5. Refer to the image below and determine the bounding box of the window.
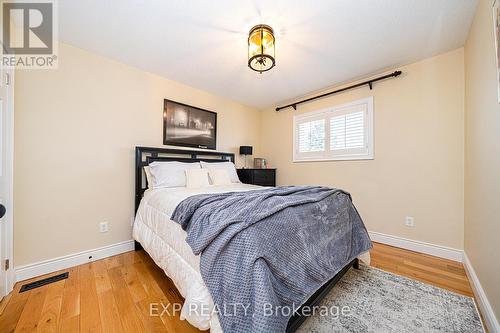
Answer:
[293,97,373,161]
[298,119,325,153]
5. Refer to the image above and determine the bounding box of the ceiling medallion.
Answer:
[248,24,275,73]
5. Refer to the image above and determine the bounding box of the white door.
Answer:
[0,43,15,298]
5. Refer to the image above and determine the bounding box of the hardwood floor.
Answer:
[0,242,476,333]
[370,242,473,297]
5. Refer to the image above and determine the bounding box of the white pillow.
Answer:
[144,166,153,188]
[200,161,240,183]
[185,169,210,188]
[208,169,232,186]
[149,161,201,188]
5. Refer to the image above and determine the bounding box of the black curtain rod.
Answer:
[275,70,402,112]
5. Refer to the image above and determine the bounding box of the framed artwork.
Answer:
[493,0,500,102]
[163,99,217,149]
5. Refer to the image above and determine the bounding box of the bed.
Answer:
[132,146,370,332]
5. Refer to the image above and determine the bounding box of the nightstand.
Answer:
[237,169,276,187]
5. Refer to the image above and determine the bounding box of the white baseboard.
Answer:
[368,231,464,262]
[15,240,135,282]
[463,253,500,333]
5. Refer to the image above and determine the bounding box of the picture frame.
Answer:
[163,99,217,150]
[493,0,500,103]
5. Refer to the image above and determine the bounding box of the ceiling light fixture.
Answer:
[248,24,275,73]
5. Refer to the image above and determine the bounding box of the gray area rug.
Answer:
[297,265,484,333]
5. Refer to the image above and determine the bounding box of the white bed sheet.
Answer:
[132,183,370,332]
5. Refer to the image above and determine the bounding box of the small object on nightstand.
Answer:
[237,168,276,187]
[239,146,253,169]
[254,158,267,169]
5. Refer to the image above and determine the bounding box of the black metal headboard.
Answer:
[135,146,235,213]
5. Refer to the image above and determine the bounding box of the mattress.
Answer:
[133,183,370,332]
[133,183,262,331]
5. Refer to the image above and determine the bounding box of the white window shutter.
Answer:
[330,110,365,151]
[298,119,325,153]
[330,115,346,150]
[293,97,373,161]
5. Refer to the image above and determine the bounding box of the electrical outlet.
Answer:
[405,216,415,227]
[99,221,109,233]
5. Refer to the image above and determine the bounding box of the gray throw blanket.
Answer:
[171,186,372,333]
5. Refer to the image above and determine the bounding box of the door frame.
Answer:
[0,0,15,297]
[1,67,15,297]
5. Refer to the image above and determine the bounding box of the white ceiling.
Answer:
[59,0,478,109]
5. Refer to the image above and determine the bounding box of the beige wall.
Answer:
[14,42,261,266]
[464,0,500,322]
[261,49,465,249]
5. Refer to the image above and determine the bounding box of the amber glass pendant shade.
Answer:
[248,24,275,73]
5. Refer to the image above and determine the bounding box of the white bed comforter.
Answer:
[133,183,262,331]
[133,183,371,331]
